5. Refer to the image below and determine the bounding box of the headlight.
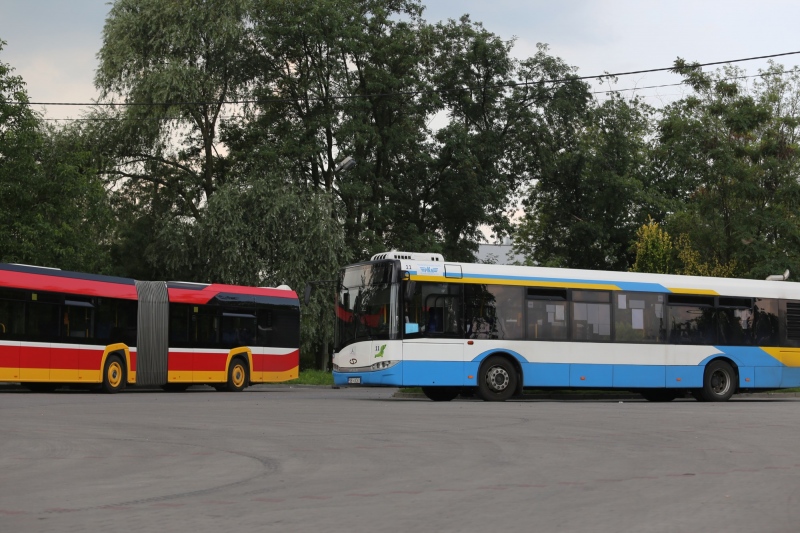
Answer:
[371,360,399,371]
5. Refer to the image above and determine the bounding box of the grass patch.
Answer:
[285,369,334,386]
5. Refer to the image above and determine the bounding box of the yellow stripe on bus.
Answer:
[762,348,800,367]
[261,368,299,383]
[666,287,719,295]
[409,275,621,291]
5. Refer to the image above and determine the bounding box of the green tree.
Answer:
[198,177,348,369]
[653,61,800,279]
[0,42,112,271]
[93,0,252,278]
[630,218,674,274]
[514,92,654,270]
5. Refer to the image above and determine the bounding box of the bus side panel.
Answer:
[78,345,104,382]
[19,343,50,381]
[570,364,613,387]
[612,365,666,388]
[738,366,755,389]
[167,349,194,382]
[191,350,227,383]
[50,345,81,382]
[522,363,570,387]
[754,367,782,388]
[0,341,20,381]
[780,367,800,388]
[257,348,300,383]
[403,360,464,386]
[665,366,703,388]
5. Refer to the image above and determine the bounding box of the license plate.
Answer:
[348,377,361,384]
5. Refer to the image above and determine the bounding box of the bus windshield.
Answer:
[335,262,398,350]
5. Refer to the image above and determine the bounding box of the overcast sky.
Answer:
[2,1,800,120]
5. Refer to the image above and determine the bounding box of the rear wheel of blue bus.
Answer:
[699,360,736,402]
[477,356,518,402]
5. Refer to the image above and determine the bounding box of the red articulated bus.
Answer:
[0,263,300,393]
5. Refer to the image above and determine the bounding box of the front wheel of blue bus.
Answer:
[477,356,518,402]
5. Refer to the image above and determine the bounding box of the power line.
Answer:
[22,50,800,110]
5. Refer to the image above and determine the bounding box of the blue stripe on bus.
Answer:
[459,273,670,293]
[334,347,800,389]
[407,269,670,293]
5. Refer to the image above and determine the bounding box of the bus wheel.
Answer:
[640,389,679,402]
[700,360,736,402]
[690,390,705,402]
[101,354,126,394]
[225,358,249,392]
[24,382,58,393]
[421,386,460,402]
[477,356,518,402]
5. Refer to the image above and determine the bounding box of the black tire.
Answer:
[421,386,460,402]
[699,360,736,402]
[690,390,706,402]
[162,383,190,392]
[640,389,679,402]
[225,357,249,392]
[476,356,518,402]
[24,382,58,393]
[101,354,126,394]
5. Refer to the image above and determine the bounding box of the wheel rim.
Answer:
[485,365,510,392]
[710,368,731,396]
[107,361,122,388]
[231,364,245,388]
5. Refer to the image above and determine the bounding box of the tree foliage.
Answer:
[630,218,673,274]
[654,61,800,279]
[0,42,112,271]
[514,92,654,270]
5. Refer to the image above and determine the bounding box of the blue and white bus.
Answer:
[331,251,800,401]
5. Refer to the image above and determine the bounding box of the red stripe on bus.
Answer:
[168,285,298,305]
[0,345,20,367]
[0,271,138,299]
[256,350,299,372]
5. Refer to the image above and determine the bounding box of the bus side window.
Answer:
[26,301,60,339]
[667,295,715,345]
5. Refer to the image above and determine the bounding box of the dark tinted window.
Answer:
[0,298,24,337]
[62,299,94,339]
[465,285,523,340]
[753,299,779,345]
[257,303,300,348]
[668,304,715,345]
[571,291,611,341]
[95,298,137,345]
[221,310,257,348]
[614,293,665,343]
[405,282,463,338]
[25,301,60,339]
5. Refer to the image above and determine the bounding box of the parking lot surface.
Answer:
[2,386,800,532]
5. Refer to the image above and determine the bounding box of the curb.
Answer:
[392,391,800,400]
